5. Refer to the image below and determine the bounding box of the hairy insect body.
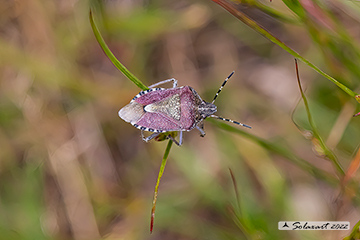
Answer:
[198,102,217,119]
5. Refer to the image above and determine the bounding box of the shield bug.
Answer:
[118,72,251,146]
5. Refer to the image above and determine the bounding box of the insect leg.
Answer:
[179,131,183,145]
[148,78,178,89]
[167,134,181,146]
[141,130,161,142]
[196,122,206,137]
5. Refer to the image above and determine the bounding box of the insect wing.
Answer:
[133,88,178,105]
[135,112,181,131]
[135,88,183,131]
[136,87,199,131]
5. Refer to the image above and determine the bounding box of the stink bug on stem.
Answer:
[118,72,251,146]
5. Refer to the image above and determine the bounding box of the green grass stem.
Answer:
[89,10,148,90]
[208,118,338,185]
[150,140,173,233]
[211,0,358,99]
[294,59,345,176]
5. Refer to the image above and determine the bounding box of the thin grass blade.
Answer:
[208,118,338,185]
[229,168,241,213]
[343,220,360,240]
[89,9,148,91]
[228,168,255,239]
[294,59,345,176]
[211,0,358,99]
[150,140,173,233]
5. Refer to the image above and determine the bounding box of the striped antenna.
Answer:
[210,115,252,129]
[212,71,234,104]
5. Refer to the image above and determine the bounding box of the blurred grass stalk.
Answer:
[294,59,345,176]
[89,9,148,91]
[211,0,359,101]
[208,118,338,185]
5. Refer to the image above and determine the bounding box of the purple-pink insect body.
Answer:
[118,72,251,145]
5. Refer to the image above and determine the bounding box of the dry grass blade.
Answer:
[343,147,360,184]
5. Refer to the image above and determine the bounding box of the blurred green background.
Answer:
[1,0,360,239]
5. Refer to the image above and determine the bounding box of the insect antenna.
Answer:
[210,115,252,129]
[211,71,234,104]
